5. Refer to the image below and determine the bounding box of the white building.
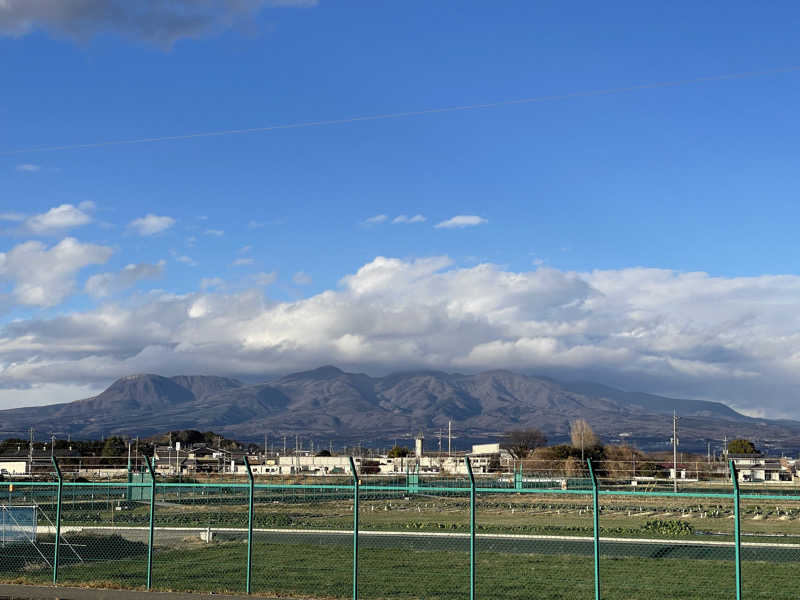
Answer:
[0,458,28,475]
[730,454,791,482]
[226,441,514,477]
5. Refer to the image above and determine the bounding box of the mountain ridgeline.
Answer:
[2,367,799,452]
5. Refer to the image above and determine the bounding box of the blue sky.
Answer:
[2,1,800,417]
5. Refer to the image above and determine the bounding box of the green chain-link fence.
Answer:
[2,457,800,598]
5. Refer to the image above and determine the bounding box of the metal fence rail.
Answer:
[3,458,800,598]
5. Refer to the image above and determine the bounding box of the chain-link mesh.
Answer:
[739,495,800,600]
[597,494,735,598]
[476,489,595,600]
[593,459,737,600]
[4,461,800,598]
[55,480,148,589]
[360,471,469,600]
[150,480,249,593]
[1,481,57,582]
[251,473,355,598]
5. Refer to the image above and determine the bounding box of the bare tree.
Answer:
[502,428,548,458]
[569,419,598,461]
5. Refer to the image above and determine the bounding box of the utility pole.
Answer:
[283,435,287,455]
[50,434,55,459]
[673,410,679,493]
[28,427,34,475]
[448,421,452,457]
[581,426,585,463]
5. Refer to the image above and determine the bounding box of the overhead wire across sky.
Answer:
[3,64,800,155]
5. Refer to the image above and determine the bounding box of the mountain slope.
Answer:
[169,375,243,401]
[562,381,747,420]
[1,367,796,452]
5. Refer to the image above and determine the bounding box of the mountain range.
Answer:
[3,366,800,452]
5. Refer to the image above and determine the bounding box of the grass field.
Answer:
[5,484,800,598]
[1,537,792,600]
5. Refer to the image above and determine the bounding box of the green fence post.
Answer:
[348,456,359,600]
[465,456,476,600]
[587,458,601,600]
[144,455,157,590]
[729,459,742,600]
[244,456,255,595]
[51,457,63,584]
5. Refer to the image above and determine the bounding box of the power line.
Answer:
[3,64,799,156]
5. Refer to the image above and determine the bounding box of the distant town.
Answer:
[1,422,795,485]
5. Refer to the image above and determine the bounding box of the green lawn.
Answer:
[5,489,800,599]
[0,537,792,600]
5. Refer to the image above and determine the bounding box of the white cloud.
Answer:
[233,258,254,266]
[0,212,26,222]
[239,245,253,253]
[85,261,165,298]
[363,214,388,225]
[204,229,224,236]
[201,277,225,290]
[435,215,488,229]
[252,271,277,286]
[0,0,319,46]
[393,214,426,224]
[0,382,103,410]
[292,271,312,285]
[26,204,92,233]
[0,237,112,306]
[248,218,286,228]
[129,214,175,236]
[16,164,40,172]
[176,255,198,267]
[7,257,800,416]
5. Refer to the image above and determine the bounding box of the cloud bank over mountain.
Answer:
[2,254,800,415]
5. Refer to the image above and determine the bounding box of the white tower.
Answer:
[415,431,424,458]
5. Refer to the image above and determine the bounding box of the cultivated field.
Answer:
[3,480,800,598]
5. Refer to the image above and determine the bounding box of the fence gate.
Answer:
[1,504,37,545]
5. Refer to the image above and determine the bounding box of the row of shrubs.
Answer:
[399,518,696,537]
